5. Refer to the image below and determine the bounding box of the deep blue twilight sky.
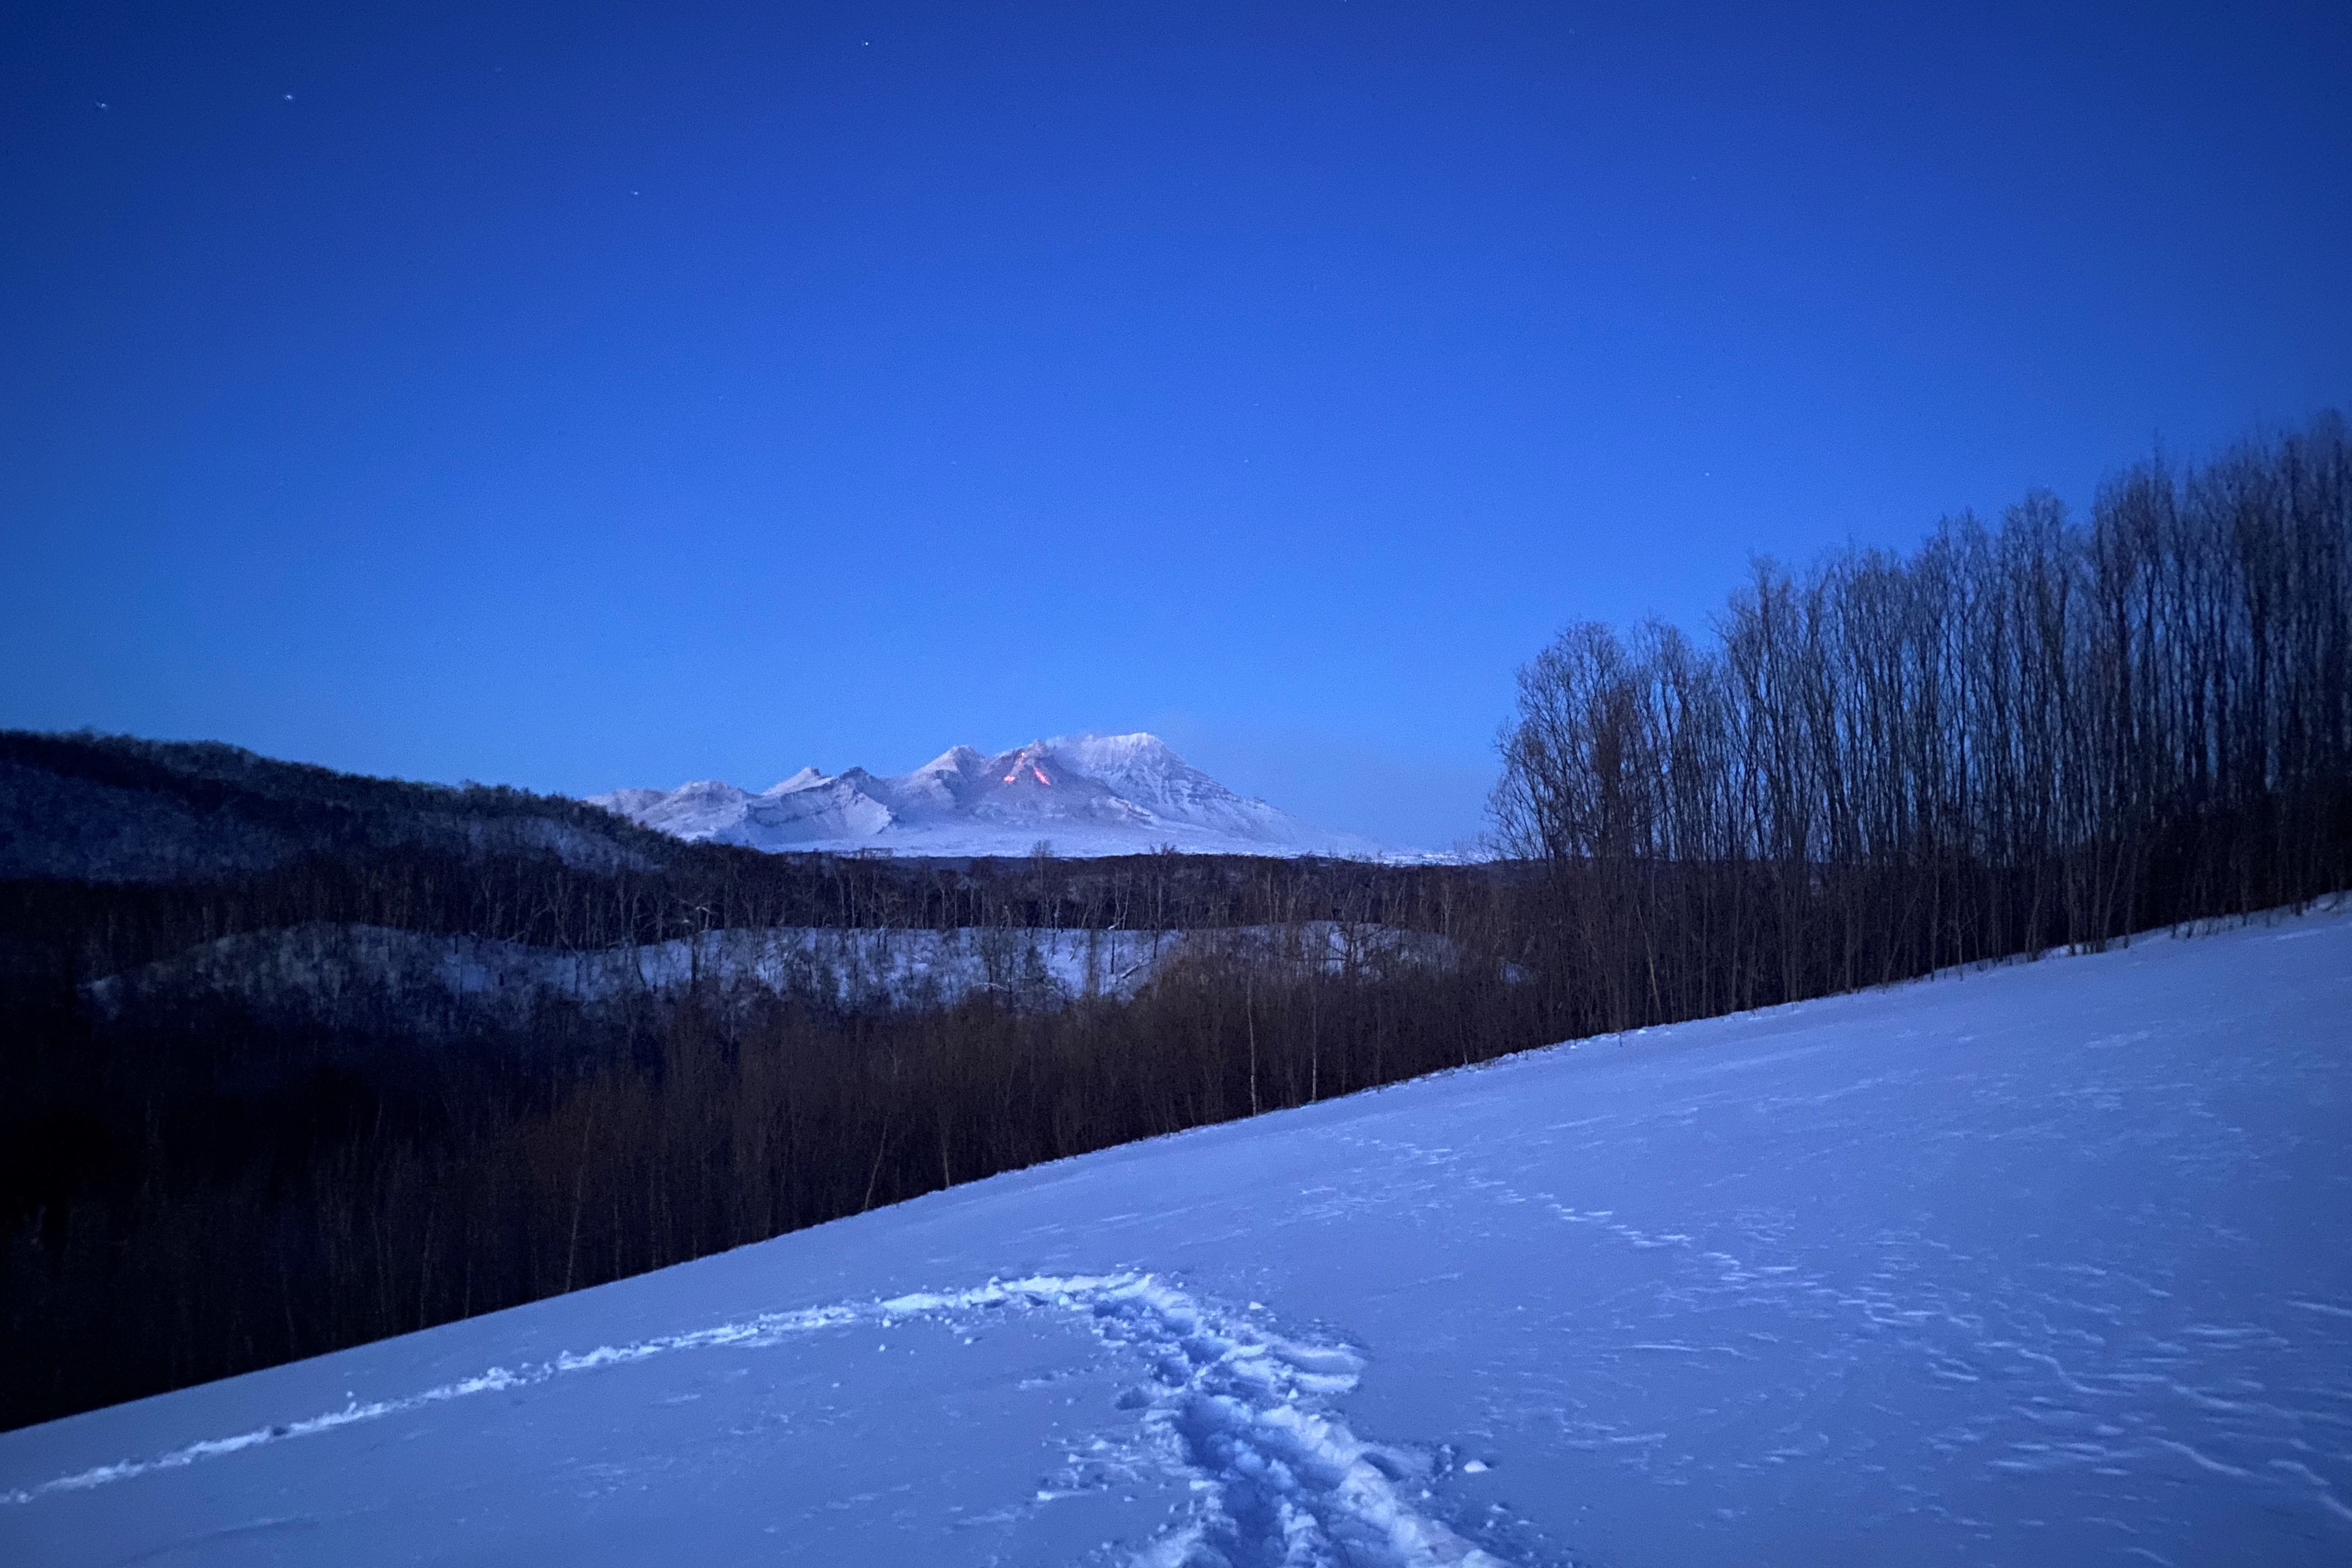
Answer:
[5,3,2347,848]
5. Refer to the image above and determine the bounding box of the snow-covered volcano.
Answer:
[591,733,1391,859]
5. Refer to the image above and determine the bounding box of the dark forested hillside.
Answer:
[0,730,676,882]
[0,744,1529,1429]
[4,415,2346,1433]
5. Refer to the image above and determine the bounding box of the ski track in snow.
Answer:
[2,1274,1508,1568]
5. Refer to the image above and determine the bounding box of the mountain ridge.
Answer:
[592,732,1399,859]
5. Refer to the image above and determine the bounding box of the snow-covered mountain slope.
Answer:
[589,732,1397,859]
[8,908,2347,1566]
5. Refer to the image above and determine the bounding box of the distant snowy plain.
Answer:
[5,908,2347,1566]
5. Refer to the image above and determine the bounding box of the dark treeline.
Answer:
[1,874,1536,1430]
[0,841,1480,989]
[1493,413,2352,1032]
[6,415,2347,1432]
[0,727,676,881]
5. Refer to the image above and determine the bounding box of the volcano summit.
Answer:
[590,733,1393,859]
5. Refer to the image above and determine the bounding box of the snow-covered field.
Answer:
[6,907,2347,1566]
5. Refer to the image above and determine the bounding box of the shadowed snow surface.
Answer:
[4,909,2347,1566]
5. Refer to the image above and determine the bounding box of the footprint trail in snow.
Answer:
[5,1273,1514,1568]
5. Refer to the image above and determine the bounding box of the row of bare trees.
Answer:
[1493,414,2351,1032]
[0,842,1475,992]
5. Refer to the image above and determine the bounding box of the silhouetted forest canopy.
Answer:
[1493,412,2352,1032]
[4,414,2346,1432]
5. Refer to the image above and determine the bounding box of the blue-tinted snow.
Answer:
[5,907,2347,1566]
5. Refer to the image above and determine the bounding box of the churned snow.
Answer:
[589,732,1402,859]
[6,907,2347,1566]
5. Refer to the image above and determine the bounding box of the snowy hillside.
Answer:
[591,732,1398,859]
[6,908,2347,1566]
